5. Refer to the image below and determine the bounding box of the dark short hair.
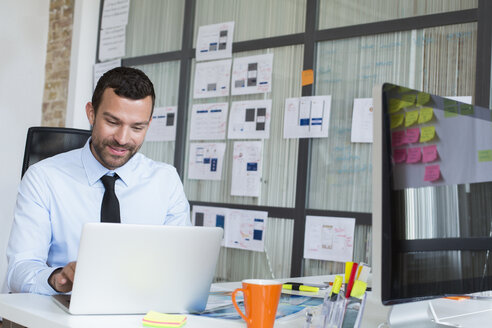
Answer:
[92,66,155,115]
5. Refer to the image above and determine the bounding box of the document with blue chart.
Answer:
[193,59,231,99]
[190,103,228,140]
[283,95,331,138]
[145,106,177,142]
[188,143,226,180]
[196,21,234,62]
[231,54,273,95]
[231,141,263,197]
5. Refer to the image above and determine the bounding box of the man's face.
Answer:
[85,88,152,170]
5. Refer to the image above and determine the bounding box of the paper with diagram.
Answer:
[283,96,331,138]
[225,208,267,252]
[304,215,355,262]
[190,103,228,140]
[193,59,231,99]
[145,106,177,142]
[231,54,273,95]
[228,99,272,139]
[351,98,373,143]
[188,142,226,180]
[101,0,129,29]
[196,21,234,61]
[231,141,263,197]
[192,205,228,245]
[99,26,126,61]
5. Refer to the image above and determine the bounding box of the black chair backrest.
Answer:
[21,127,92,178]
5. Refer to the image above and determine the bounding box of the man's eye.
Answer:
[133,126,144,131]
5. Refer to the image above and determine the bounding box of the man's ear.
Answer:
[86,102,95,126]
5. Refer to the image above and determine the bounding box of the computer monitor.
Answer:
[365,83,492,326]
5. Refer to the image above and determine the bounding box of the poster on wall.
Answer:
[196,21,234,62]
[231,54,273,95]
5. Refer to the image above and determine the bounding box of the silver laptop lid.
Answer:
[67,223,223,315]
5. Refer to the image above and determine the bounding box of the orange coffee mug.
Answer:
[231,279,282,328]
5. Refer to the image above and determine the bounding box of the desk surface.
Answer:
[0,276,330,328]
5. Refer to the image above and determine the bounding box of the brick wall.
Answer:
[41,0,74,127]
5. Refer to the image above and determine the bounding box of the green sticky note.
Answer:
[420,126,436,142]
[405,110,419,127]
[444,106,458,118]
[460,104,474,116]
[418,107,433,124]
[478,150,492,162]
[416,92,430,106]
[390,113,405,129]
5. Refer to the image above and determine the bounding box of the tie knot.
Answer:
[101,174,119,190]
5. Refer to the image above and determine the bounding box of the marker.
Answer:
[283,282,319,293]
[345,262,358,297]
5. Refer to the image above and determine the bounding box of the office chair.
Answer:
[21,126,92,178]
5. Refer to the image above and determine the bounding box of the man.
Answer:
[7,67,190,295]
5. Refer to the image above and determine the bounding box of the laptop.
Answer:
[52,223,223,315]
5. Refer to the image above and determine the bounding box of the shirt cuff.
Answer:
[33,267,60,295]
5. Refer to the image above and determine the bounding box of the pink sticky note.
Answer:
[393,148,407,163]
[404,128,420,144]
[422,145,438,163]
[424,165,440,182]
[392,130,406,147]
[406,147,422,163]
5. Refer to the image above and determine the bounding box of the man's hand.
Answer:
[48,261,76,293]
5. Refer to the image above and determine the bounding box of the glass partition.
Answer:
[319,0,477,30]
[133,61,181,165]
[125,0,185,57]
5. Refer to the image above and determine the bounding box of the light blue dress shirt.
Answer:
[7,139,190,295]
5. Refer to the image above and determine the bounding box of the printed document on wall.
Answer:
[283,96,331,138]
[192,205,228,245]
[351,98,373,143]
[231,141,263,197]
[99,26,126,61]
[93,59,121,90]
[225,209,267,252]
[304,216,355,263]
[228,99,272,139]
[196,21,234,61]
[231,54,273,95]
[188,143,226,180]
[101,0,129,29]
[190,103,228,140]
[145,106,177,142]
[193,59,231,99]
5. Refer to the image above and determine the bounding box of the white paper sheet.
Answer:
[193,59,231,99]
[99,26,126,61]
[101,0,129,29]
[351,98,374,143]
[191,205,228,246]
[283,96,332,138]
[145,106,177,142]
[196,21,234,62]
[93,59,121,90]
[231,141,263,197]
[303,215,355,263]
[231,54,273,95]
[228,99,272,139]
[188,142,226,180]
[225,208,267,252]
[190,103,228,140]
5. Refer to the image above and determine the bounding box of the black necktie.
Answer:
[100,174,120,223]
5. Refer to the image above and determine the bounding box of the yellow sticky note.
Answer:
[390,113,404,129]
[418,107,433,124]
[350,280,367,299]
[401,94,416,105]
[405,110,419,127]
[420,126,436,142]
[416,92,430,106]
[143,311,187,328]
[388,98,402,113]
[478,150,492,162]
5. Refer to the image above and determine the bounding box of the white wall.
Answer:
[0,0,50,290]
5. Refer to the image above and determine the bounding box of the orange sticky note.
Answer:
[406,147,422,163]
[302,69,314,86]
[424,165,441,182]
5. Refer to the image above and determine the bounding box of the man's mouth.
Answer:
[107,145,129,156]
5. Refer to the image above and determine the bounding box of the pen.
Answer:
[283,282,319,293]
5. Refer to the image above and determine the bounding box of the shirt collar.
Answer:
[82,138,140,187]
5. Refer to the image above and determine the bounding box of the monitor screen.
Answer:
[378,83,492,305]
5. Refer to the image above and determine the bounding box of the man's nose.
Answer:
[114,127,130,145]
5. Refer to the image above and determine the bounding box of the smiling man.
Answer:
[6,67,190,295]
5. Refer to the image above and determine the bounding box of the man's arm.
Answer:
[6,166,60,295]
[163,168,191,226]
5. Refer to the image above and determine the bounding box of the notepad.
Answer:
[142,311,187,327]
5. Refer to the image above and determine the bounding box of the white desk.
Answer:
[0,276,330,328]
